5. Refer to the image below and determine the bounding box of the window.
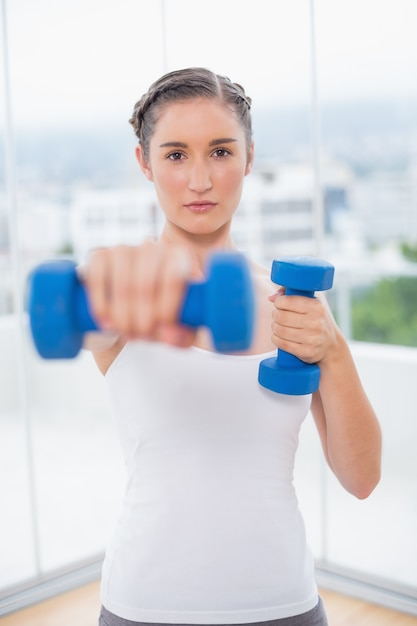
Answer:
[1,0,416,616]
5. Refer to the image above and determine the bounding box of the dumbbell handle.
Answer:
[276,286,315,370]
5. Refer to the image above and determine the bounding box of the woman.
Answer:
[84,67,381,626]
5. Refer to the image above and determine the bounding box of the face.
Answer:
[136,98,254,240]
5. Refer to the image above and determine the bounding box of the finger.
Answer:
[272,319,304,344]
[272,307,305,330]
[107,246,136,336]
[268,286,285,302]
[84,249,113,328]
[156,247,191,325]
[272,316,323,362]
[271,331,316,363]
[274,294,315,314]
[130,241,160,338]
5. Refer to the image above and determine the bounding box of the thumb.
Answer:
[268,286,285,302]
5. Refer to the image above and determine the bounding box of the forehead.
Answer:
[152,97,244,142]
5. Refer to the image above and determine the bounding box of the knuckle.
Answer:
[134,317,154,338]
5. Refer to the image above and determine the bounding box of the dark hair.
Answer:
[129,67,252,161]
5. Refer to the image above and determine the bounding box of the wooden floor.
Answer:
[1,581,417,626]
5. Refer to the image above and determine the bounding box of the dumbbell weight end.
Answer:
[258,357,320,395]
[28,259,99,359]
[180,252,254,353]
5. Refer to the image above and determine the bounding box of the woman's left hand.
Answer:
[268,290,339,365]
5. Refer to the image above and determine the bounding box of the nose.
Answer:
[188,159,213,193]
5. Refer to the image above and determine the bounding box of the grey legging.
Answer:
[99,597,328,626]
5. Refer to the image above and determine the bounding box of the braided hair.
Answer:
[129,67,252,161]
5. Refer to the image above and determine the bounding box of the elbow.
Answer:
[338,432,382,500]
[353,481,379,500]
[327,428,383,500]
[354,438,383,500]
[333,472,380,500]
[332,454,382,500]
[349,466,382,500]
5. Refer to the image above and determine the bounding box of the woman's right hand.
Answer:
[82,241,196,348]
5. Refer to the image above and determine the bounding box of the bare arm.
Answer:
[270,292,382,499]
[310,328,381,499]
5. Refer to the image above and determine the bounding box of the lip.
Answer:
[184,201,217,213]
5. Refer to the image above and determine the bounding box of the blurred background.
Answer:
[1,0,416,617]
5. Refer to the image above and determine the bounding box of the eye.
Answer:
[166,151,185,161]
[212,148,232,159]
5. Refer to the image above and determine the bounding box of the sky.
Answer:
[1,0,417,130]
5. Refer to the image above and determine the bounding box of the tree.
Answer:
[352,276,417,347]
[401,242,417,263]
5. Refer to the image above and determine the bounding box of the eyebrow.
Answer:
[159,138,238,149]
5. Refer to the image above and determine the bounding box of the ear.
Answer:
[135,145,153,181]
[245,141,255,176]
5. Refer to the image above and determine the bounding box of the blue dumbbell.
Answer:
[27,252,254,359]
[258,256,334,395]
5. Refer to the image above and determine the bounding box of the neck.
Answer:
[159,222,237,277]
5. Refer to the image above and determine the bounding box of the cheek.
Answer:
[219,165,246,196]
[154,168,185,196]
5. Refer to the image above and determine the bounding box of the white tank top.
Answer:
[101,342,318,623]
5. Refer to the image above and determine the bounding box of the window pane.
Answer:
[0,0,157,586]
[2,0,415,613]
[316,0,417,593]
[0,318,37,588]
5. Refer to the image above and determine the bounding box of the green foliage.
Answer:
[400,242,417,263]
[56,242,74,256]
[352,277,417,347]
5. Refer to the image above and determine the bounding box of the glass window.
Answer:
[1,0,417,615]
[306,0,417,598]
